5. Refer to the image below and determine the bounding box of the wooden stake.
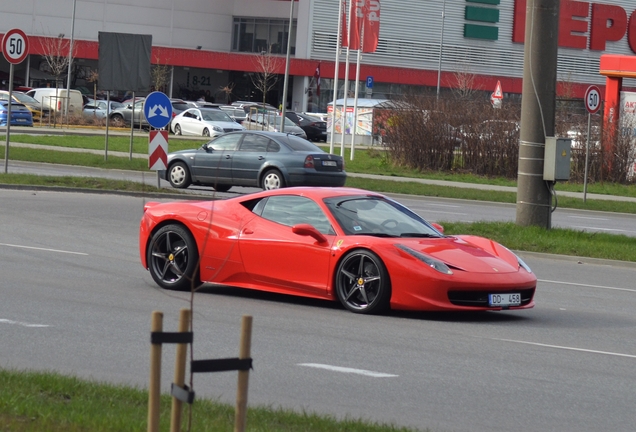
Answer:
[147,311,163,432]
[170,308,191,432]
[234,315,253,432]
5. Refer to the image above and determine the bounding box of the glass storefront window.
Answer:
[233,17,296,55]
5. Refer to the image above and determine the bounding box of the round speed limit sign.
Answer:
[2,28,29,64]
[584,85,601,114]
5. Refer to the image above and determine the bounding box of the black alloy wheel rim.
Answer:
[149,230,190,285]
[337,253,382,311]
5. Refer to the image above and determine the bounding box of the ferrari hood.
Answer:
[397,237,519,274]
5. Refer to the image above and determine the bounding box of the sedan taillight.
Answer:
[304,155,315,168]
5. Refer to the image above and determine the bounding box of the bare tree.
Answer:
[86,70,99,103]
[151,61,171,93]
[39,36,74,89]
[218,82,235,104]
[251,47,283,109]
[450,64,482,100]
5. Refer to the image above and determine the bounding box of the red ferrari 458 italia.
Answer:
[139,187,536,314]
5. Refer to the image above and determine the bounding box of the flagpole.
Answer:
[329,0,344,154]
[340,0,354,157]
[351,27,363,161]
[280,0,294,132]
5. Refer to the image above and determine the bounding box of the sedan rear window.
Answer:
[281,135,324,152]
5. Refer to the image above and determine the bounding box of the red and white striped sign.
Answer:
[148,130,168,170]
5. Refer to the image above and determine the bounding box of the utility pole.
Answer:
[516,0,560,229]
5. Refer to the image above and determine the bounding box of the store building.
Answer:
[2,0,636,112]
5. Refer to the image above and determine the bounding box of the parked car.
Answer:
[171,107,245,137]
[25,88,83,115]
[0,101,34,126]
[108,98,148,128]
[0,90,49,121]
[285,111,327,142]
[243,112,307,139]
[161,130,346,191]
[139,187,536,315]
[218,105,248,124]
[83,100,125,120]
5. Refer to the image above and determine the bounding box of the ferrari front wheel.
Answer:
[335,250,391,314]
[147,224,200,291]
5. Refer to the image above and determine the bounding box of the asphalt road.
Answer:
[4,160,636,237]
[1,189,635,432]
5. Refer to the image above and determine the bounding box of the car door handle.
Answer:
[258,156,265,160]
[242,228,254,235]
[225,154,232,159]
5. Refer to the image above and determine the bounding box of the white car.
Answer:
[171,107,245,137]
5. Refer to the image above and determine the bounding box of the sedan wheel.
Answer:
[168,162,192,189]
[202,128,210,137]
[174,124,182,135]
[110,114,124,127]
[335,250,391,314]
[261,169,285,190]
[147,224,200,291]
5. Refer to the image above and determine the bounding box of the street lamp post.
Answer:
[65,0,77,115]
[436,0,446,99]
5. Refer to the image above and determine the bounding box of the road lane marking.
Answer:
[569,225,636,235]
[0,318,50,328]
[538,279,636,293]
[493,338,636,359]
[0,243,88,255]
[297,363,398,378]
[568,216,609,221]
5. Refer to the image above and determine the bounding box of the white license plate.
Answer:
[488,293,521,307]
[322,160,337,167]
[16,118,27,122]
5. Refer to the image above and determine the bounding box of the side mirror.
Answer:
[292,223,328,244]
[431,222,444,234]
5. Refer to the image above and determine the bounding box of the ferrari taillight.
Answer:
[304,155,315,168]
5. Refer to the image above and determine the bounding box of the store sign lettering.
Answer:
[513,0,636,53]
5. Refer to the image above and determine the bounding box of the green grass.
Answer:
[440,221,636,262]
[0,369,422,432]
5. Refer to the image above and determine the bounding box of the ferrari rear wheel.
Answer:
[335,250,391,314]
[168,162,192,189]
[147,224,200,291]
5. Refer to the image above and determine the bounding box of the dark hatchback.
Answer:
[285,111,327,142]
[161,130,346,192]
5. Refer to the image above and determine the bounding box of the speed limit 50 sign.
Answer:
[2,29,29,64]
[584,85,601,114]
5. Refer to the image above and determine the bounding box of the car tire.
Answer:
[202,128,210,137]
[110,114,124,127]
[147,224,201,291]
[168,162,192,189]
[335,249,391,314]
[261,169,285,190]
[214,184,232,192]
[174,124,182,135]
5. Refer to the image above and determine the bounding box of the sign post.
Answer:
[2,28,29,174]
[490,80,503,109]
[583,85,601,202]
[144,91,172,188]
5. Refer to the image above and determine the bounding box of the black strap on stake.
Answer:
[171,383,195,404]
[150,331,193,345]
[191,357,253,373]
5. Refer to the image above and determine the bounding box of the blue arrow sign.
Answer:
[143,91,172,129]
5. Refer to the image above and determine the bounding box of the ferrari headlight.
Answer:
[396,244,453,275]
[516,255,532,273]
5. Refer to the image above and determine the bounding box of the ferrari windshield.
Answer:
[324,196,443,237]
